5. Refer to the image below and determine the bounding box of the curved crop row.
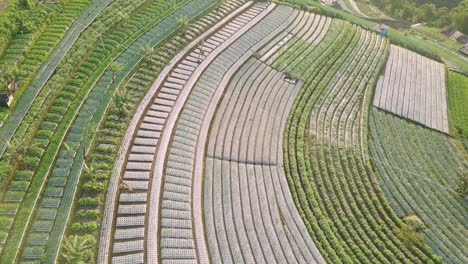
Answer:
[149,4,289,262]
[279,18,442,263]
[369,108,467,264]
[95,1,254,263]
[204,55,325,263]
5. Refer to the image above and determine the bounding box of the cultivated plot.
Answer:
[373,45,449,133]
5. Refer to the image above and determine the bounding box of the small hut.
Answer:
[450,31,464,41]
[460,44,468,56]
[375,24,389,36]
[456,35,468,45]
[0,93,12,107]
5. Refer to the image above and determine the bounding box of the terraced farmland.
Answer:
[0,0,466,263]
[369,108,467,264]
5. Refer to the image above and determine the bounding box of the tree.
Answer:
[62,235,95,264]
[4,138,26,164]
[118,11,129,27]
[455,171,468,197]
[395,224,423,248]
[3,67,22,96]
[83,162,97,181]
[109,61,123,83]
[177,15,190,33]
[417,4,437,22]
[112,90,130,118]
[450,0,468,34]
[141,45,155,64]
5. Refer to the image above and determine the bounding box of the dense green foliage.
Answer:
[369,108,467,263]
[447,72,468,148]
[61,234,95,263]
[0,0,91,124]
[370,0,468,32]
[0,0,47,57]
[277,0,468,71]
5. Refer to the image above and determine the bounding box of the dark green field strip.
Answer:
[276,16,441,262]
[447,72,468,147]
[15,0,217,262]
[369,108,468,264]
[0,0,106,151]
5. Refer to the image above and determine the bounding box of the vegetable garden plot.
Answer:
[0,0,110,155]
[278,18,442,263]
[373,45,449,134]
[369,108,467,264]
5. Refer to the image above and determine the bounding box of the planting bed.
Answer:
[373,45,449,134]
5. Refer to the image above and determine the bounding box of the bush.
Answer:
[77,197,100,207]
[0,204,19,215]
[28,146,44,158]
[36,130,53,139]
[23,156,40,168]
[4,190,25,202]
[81,182,104,194]
[0,216,13,228]
[10,181,30,191]
[76,209,100,220]
[61,234,96,263]
[395,224,424,248]
[70,222,97,233]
